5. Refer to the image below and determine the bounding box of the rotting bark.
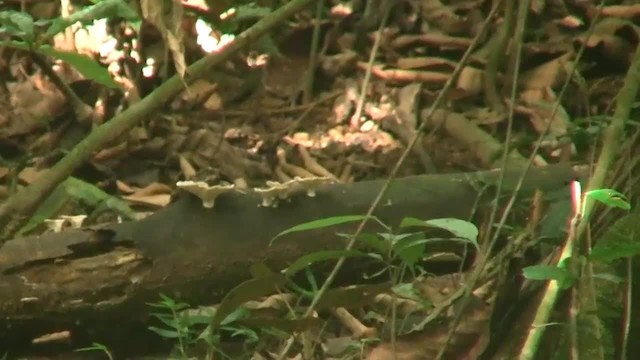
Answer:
[0,165,578,354]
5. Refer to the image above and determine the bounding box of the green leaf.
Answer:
[585,189,631,210]
[284,249,368,277]
[590,239,640,263]
[147,326,181,339]
[211,274,287,329]
[400,217,479,249]
[522,265,575,289]
[38,47,119,88]
[45,0,139,37]
[391,233,428,267]
[271,215,375,244]
[249,262,278,278]
[0,11,35,42]
[341,232,390,254]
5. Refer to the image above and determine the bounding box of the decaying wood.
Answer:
[0,164,578,353]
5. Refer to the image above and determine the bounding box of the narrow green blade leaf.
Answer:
[38,47,119,88]
[400,217,479,249]
[147,326,180,338]
[284,249,367,277]
[271,215,373,244]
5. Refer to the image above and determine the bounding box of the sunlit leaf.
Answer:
[39,47,119,88]
[0,11,35,42]
[585,189,631,210]
[523,265,575,289]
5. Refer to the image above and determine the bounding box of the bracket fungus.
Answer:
[176,181,236,208]
[287,176,335,197]
[59,215,87,228]
[254,181,292,207]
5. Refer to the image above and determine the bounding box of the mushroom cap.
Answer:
[286,176,335,196]
[176,181,236,208]
[59,215,87,228]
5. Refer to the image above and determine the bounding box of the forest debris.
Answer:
[391,33,472,49]
[359,63,449,85]
[331,307,377,339]
[420,0,468,35]
[424,109,529,168]
[276,147,317,179]
[296,145,338,180]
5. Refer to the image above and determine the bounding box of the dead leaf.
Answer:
[120,182,173,207]
[420,0,468,35]
[576,18,639,67]
[520,53,572,91]
[18,167,47,184]
[456,66,484,97]
[140,0,187,78]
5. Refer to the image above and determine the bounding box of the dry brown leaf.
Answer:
[366,295,490,360]
[18,167,47,184]
[602,4,640,19]
[396,56,457,70]
[120,182,172,207]
[122,193,171,207]
[174,79,219,109]
[116,180,136,194]
[456,66,484,97]
[179,155,197,179]
[140,0,187,78]
[514,88,575,158]
[3,78,66,137]
[576,18,639,67]
[520,53,572,91]
[391,33,472,49]
[420,0,468,35]
[359,63,449,85]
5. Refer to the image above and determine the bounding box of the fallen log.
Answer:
[0,164,578,355]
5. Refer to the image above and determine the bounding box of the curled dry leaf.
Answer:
[140,0,187,77]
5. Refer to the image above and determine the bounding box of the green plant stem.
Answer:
[274,3,501,359]
[0,0,318,244]
[521,7,640,359]
[303,0,323,104]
